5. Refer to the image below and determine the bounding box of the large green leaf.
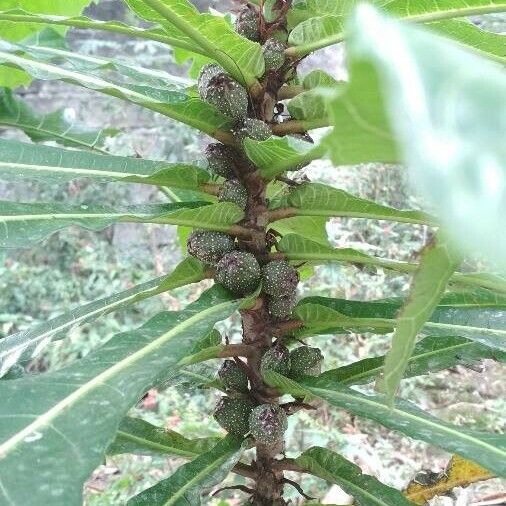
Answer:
[380,232,461,403]
[0,0,94,87]
[125,0,264,88]
[265,371,506,476]
[345,5,506,271]
[0,88,116,152]
[108,417,219,458]
[0,201,243,248]
[295,292,506,351]
[0,40,233,141]
[128,435,244,505]
[0,257,205,378]
[0,286,242,506]
[296,447,414,506]
[0,139,213,191]
[287,0,506,56]
[285,183,434,225]
[321,335,506,386]
[0,9,203,54]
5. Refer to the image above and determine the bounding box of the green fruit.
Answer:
[214,396,254,436]
[187,230,235,265]
[267,293,297,320]
[205,73,249,119]
[235,6,260,42]
[235,118,272,143]
[262,38,286,71]
[218,360,249,393]
[262,0,279,23]
[205,143,236,179]
[216,251,262,295]
[262,260,299,297]
[260,344,291,377]
[197,63,223,100]
[219,179,248,209]
[290,346,323,377]
[249,404,287,445]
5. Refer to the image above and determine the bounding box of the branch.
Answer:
[278,85,305,100]
[272,319,304,336]
[271,117,330,135]
[282,477,315,500]
[267,207,298,223]
[212,484,255,496]
[218,344,256,358]
[232,462,257,480]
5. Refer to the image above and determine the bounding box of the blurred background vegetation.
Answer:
[0,1,504,504]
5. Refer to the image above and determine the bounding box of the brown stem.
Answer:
[212,484,255,497]
[278,85,305,100]
[228,224,255,239]
[233,462,257,480]
[267,207,298,223]
[271,120,308,136]
[271,458,304,473]
[282,478,314,500]
[273,319,304,337]
[218,344,256,358]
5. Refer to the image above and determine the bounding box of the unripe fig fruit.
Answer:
[219,179,248,209]
[214,396,254,436]
[249,403,287,445]
[187,230,235,265]
[216,251,262,296]
[290,346,323,377]
[218,360,249,393]
[262,260,299,297]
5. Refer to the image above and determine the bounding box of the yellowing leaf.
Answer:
[405,455,494,504]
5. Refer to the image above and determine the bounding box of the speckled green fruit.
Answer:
[214,397,254,436]
[205,74,249,119]
[235,6,260,41]
[197,63,223,100]
[216,251,261,296]
[187,230,235,265]
[218,360,249,393]
[234,118,272,143]
[249,404,287,445]
[260,344,291,377]
[267,293,297,320]
[219,179,248,209]
[262,38,286,71]
[290,346,323,377]
[205,143,236,179]
[262,260,299,297]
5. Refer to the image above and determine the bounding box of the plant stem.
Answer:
[278,85,305,100]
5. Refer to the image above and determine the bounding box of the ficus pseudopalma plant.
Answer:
[0,0,505,504]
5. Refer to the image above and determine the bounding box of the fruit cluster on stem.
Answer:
[183,3,323,503]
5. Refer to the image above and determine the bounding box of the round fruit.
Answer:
[219,179,248,209]
[235,6,260,41]
[234,118,272,143]
[214,396,254,436]
[249,403,287,445]
[216,251,262,296]
[262,38,286,71]
[218,360,249,393]
[205,73,249,119]
[187,230,235,265]
[260,344,291,377]
[267,293,297,320]
[290,346,323,377]
[262,260,299,297]
[205,143,236,179]
[197,63,223,100]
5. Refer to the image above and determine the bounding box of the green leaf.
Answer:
[0,201,243,248]
[0,88,116,152]
[273,217,330,246]
[244,136,323,179]
[346,5,506,271]
[287,0,506,56]
[303,69,339,89]
[287,183,434,225]
[379,232,461,403]
[287,88,331,121]
[0,286,242,505]
[125,0,264,88]
[108,417,219,458]
[265,371,506,476]
[0,9,203,53]
[128,435,244,505]
[321,335,506,386]
[0,0,95,87]
[0,139,213,193]
[295,291,506,351]
[0,257,205,377]
[296,446,415,506]
[0,40,233,141]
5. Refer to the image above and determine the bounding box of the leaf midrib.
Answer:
[0,299,235,460]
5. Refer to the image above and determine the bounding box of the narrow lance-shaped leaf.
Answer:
[319,335,506,386]
[0,88,117,152]
[0,257,206,378]
[379,232,461,403]
[0,201,243,249]
[296,446,415,506]
[108,417,219,459]
[127,435,244,505]
[295,291,506,351]
[265,371,506,476]
[346,5,506,270]
[0,286,242,505]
